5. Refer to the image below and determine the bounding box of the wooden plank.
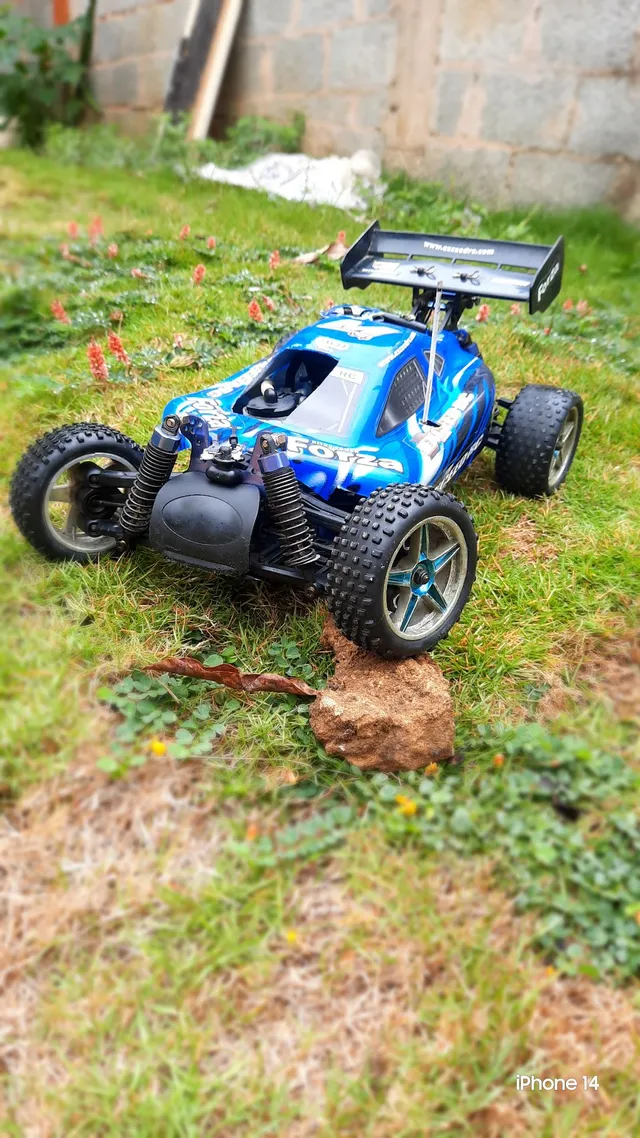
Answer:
[188,0,244,141]
[164,0,224,118]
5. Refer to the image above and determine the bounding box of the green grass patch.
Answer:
[0,149,639,1134]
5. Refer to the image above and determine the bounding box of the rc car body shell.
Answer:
[162,306,495,501]
[11,223,582,658]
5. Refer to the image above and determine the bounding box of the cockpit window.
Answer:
[233,349,366,439]
[377,357,426,436]
[286,363,364,437]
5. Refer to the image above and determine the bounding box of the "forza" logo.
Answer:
[286,435,404,473]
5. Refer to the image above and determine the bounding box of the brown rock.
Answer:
[310,619,454,772]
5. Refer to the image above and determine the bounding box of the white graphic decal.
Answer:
[489,275,531,289]
[362,259,402,276]
[173,395,231,430]
[407,390,475,481]
[423,240,495,257]
[330,365,365,384]
[323,319,395,341]
[286,434,403,476]
[311,335,349,355]
[450,358,479,388]
[377,332,416,368]
[536,261,560,303]
[435,434,484,488]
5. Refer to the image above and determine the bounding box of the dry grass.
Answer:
[0,750,222,1089]
[538,631,640,728]
[2,774,639,1134]
[501,515,558,564]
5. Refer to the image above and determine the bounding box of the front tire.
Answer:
[326,483,477,658]
[495,384,583,497]
[10,422,143,561]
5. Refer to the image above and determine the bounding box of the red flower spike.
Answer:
[263,295,276,312]
[207,236,216,250]
[88,216,104,245]
[192,264,206,285]
[67,221,79,238]
[476,303,490,323]
[576,299,591,317]
[337,230,346,243]
[107,243,119,259]
[268,249,280,270]
[50,299,70,325]
[173,333,185,349]
[179,225,191,240]
[87,340,109,383]
[248,299,263,322]
[509,303,521,316]
[131,267,144,279]
[107,330,130,365]
[562,298,574,312]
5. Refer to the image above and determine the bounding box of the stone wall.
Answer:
[12,0,640,212]
[220,0,640,214]
[69,0,192,134]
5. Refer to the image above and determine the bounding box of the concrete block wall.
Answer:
[220,0,640,214]
[400,0,640,213]
[10,0,640,212]
[70,0,191,134]
[219,0,397,158]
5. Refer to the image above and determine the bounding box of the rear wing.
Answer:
[341,221,564,314]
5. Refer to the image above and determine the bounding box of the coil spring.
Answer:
[262,464,317,567]
[120,441,177,537]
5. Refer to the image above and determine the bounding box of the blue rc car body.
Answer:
[11,223,584,657]
[162,303,495,502]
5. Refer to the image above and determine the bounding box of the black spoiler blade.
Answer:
[340,221,564,314]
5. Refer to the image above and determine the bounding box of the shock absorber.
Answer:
[258,433,317,567]
[119,415,182,538]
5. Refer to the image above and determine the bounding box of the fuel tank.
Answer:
[149,471,260,574]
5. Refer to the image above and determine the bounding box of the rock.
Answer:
[310,619,455,772]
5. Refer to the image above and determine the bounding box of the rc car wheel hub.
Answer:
[384,516,468,641]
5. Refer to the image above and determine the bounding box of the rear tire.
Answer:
[10,422,143,561]
[495,384,583,497]
[327,483,477,658]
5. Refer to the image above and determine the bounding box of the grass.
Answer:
[0,147,639,1135]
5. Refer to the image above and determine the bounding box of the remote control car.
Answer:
[11,222,583,657]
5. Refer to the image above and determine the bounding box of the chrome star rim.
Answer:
[383,515,468,641]
[43,451,138,554]
[549,406,579,489]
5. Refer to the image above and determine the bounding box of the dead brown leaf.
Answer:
[293,231,348,265]
[146,656,316,698]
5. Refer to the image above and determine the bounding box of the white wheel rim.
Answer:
[383,515,469,642]
[549,406,579,489]
[43,451,138,554]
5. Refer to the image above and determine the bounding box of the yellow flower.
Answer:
[545,965,556,978]
[395,793,410,806]
[424,762,439,776]
[284,929,299,944]
[397,798,418,816]
[493,753,505,768]
[149,738,167,756]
